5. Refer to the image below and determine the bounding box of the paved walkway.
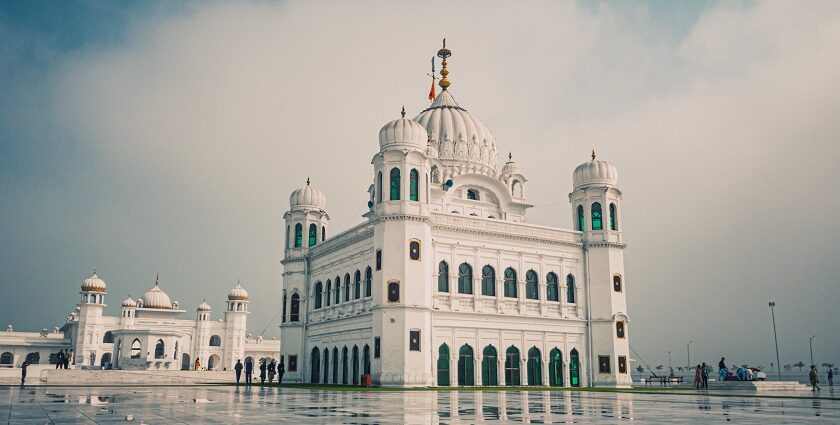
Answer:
[1,385,838,424]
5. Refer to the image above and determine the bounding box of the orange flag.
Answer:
[428,79,436,101]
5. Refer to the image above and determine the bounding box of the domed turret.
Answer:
[81,271,107,293]
[289,178,326,210]
[501,152,519,176]
[140,277,173,309]
[227,283,249,301]
[573,150,618,189]
[379,107,428,150]
[121,295,135,308]
[197,299,211,312]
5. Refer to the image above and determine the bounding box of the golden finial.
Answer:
[401,105,406,118]
[306,177,310,186]
[591,149,596,160]
[437,38,452,91]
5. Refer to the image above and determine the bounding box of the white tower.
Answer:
[76,271,107,366]
[119,294,136,327]
[281,180,328,382]
[224,283,249,370]
[194,300,211,370]
[570,151,631,387]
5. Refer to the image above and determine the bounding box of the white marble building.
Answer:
[1,274,279,371]
[279,44,631,387]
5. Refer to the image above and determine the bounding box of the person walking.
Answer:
[245,358,253,385]
[55,350,64,369]
[809,365,821,391]
[63,349,71,369]
[259,359,267,386]
[701,362,709,389]
[693,365,702,389]
[194,358,201,371]
[278,360,285,385]
[20,360,30,386]
[234,359,243,385]
[267,360,276,385]
[828,368,834,386]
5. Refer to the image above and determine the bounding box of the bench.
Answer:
[644,375,684,386]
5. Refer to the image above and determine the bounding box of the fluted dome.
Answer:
[227,283,249,301]
[121,295,135,308]
[197,300,211,311]
[289,179,326,209]
[500,153,519,176]
[379,116,428,149]
[141,283,173,309]
[573,152,618,189]
[81,272,107,293]
[414,91,498,176]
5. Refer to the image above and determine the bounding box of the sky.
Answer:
[1,0,839,371]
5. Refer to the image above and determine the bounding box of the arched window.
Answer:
[363,344,371,374]
[457,263,473,294]
[282,293,287,323]
[352,271,359,301]
[337,275,344,304]
[377,172,383,203]
[314,282,323,309]
[390,168,401,201]
[322,226,326,241]
[438,261,449,292]
[549,348,564,386]
[613,275,622,292]
[591,202,603,230]
[0,352,12,365]
[616,321,626,339]
[286,225,290,248]
[130,339,141,359]
[352,346,360,385]
[504,267,517,298]
[310,347,320,384]
[325,280,331,307]
[466,189,479,200]
[512,180,522,197]
[342,346,349,384]
[154,340,165,359]
[527,347,542,385]
[546,272,559,302]
[290,294,300,322]
[431,166,440,183]
[505,346,521,386]
[569,348,580,387]
[294,223,303,248]
[437,343,450,386]
[344,273,350,302]
[323,348,330,384]
[332,347,339,383]
[209,335,221,346]
[482,345,498,386]
[609,203,618,230]
[103,331,114,343]
[458,344,475,386]
[409,169,419,201]
[577,205,585,231]
[566,274,576,304]
[409,240,421,261]
[309,223,317,247]
[387,280,400,303]
[526,270,539,300]
[25,352,40,364]
[481,265,495,296]
[364,267,372,297]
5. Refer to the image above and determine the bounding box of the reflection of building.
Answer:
[279,43,631,387]
[0,273,279,371]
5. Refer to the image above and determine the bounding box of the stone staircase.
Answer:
[677,380,811,391]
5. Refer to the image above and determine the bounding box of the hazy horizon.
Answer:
[1,0,838,370]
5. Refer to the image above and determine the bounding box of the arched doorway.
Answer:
[0,352,12,365]
[115,340,121,369]
[527,347,542,385]
[332,347,338,383]
[457,344,474,386]
[154,340,165,359]
[363,345,371,375]
[352,346,359,385]
[310,348,321,383]
[569,348,580,387]
[181,353,191,370]
[437,343,450,386]
[341,346,349,384]
[505,346,520,386]
[100,353,112,368]
[482,345,498,386]
[207,354,220,371]
[322,348,330,384]
[549,348,564,386]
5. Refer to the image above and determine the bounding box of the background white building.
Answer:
[1,273,279,371]
[279,44,631,387]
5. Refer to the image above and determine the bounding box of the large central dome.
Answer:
[414,90,498,177]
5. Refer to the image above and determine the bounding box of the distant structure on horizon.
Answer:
[279,42,631,387]
[0,273,279,371]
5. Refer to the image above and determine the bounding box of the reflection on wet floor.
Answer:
[1,386,838,424]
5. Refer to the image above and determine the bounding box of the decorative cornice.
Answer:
[584,241,627,249]
[433,223,583,248]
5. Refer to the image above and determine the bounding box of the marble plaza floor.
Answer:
[1,385,838,424]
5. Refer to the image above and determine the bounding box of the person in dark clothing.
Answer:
[809,365,821,391]
[278,361,285,385]
[267,360,276,385]
[700,362,709,389]
[55,350,64,369]
[718,357,726,371]
[828,368,834,386]
[63,349,71,369]
[245,359,253,385]
[234,359,243,385]
[20,360,30,386]
[259,359,267,386]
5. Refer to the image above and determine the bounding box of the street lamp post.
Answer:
[668,350,672,375]
[687,340,693,369]
[809,335,816,367]
[769,301,782,381]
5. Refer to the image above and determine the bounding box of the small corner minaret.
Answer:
[77,270,107,366]
[223,282,249,369]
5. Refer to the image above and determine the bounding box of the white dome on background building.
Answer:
[227,283,249,301]
[81,271,107,293]
[379,108,428,150]
[141,280,173,309]
[197,300,211,311]
[573,151,618,189]
[289,178,326,210]
[414,90,498,177]
[121,295,135,308]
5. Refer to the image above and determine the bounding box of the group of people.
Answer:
[55,349,73,369]
[234,358,284,386]
[692,362,711,389]
[809,365,834,391]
